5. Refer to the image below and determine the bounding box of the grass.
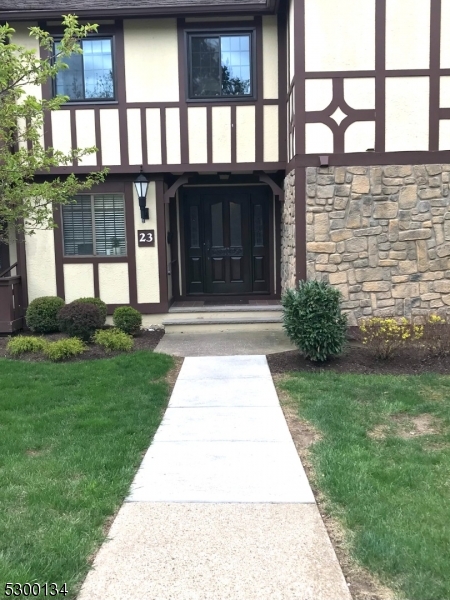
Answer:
[0,351,173,599]
[280,372,450,600]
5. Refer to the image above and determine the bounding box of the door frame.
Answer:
[176,183,280,301]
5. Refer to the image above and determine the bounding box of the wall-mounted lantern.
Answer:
[134,173,149,223]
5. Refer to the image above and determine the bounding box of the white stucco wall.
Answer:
[345,121,376,153]
[124,19,179,103]
[305,79,333,112]
[25,226,58,301]
[305,123,333,154]
[305,0,375,72]
[212,107,232,163]
[386,0,430,70]
[264,105,279,162]
[98,263,130,304]
[344,79,376,110]
[127,109,143,166]
[76,110,97,166]
[188,107,208,164]
[165,108,181,164]
[134,182,160,304]
[63,263,95,303]
[146,108,163,165]
[100,109,121,165]
[263,16,278,100]
[236,106,256,163]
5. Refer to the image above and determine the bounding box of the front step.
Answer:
[163,308,283,333]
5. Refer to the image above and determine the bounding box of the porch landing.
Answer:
[154,330,295,356]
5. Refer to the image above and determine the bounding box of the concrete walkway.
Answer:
[78,356,351,600]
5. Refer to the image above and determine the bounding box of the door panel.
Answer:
[184,186,271,295]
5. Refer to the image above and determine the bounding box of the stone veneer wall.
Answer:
[305,165,450,325]
[281,169,296,292]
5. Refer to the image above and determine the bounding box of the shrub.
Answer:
[422,314,450,357]
[93,328,134,353]
[7,335,48,356]
[44,338,87,362]
[26,296,65,333]
[75,297,108,324]
[57,301,104,342]
[113,306,142,336]
[359,317,423,360]
[282,280,347,362]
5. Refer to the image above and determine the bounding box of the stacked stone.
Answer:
[281,169,296,292]
[305,165,450,325]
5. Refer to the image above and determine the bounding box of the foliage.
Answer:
[0,15,107,239]
[113,306,142,336]
[43,337,86,361]
[93,328,134,353]
[421,314,450,357]
[57,301,103,342]
[7,335,47,356]
[75,297,108,324]
[360,317,423,360]
[0,352,172,588]
[26,296,65,333]
[282,280,347,362]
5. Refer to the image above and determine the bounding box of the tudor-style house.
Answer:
[1,0,450,333]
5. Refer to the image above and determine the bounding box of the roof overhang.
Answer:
[0,0,279,21]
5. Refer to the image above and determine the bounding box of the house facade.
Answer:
[1,0,450,331]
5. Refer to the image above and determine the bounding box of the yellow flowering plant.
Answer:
[422,314,450,357]
[359,317,423,360]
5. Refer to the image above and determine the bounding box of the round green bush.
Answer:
[57,301,104,342]
[113,306,142,336]
[75,297,108,324]
[26,296,65,333]
[281,280,347,362]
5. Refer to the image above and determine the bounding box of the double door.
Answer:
[184,187,271,295]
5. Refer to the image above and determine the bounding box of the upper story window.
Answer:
[62,194,126,256]
[188,32,253,99]
[54,38,115,101]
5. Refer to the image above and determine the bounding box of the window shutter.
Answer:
[62,196,94,255]
[94,194,126,256]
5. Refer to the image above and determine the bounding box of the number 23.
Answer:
[139,232,153,243]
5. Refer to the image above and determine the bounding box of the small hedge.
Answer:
[44,338,87,362]
[7,335,48,356]
[57,301,104,342]
[113,306,142,335]
[75,297,108,324]
[93,328,134,353]
[282,280,347,362]
[26,296,65,333]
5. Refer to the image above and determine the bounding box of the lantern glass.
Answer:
[134,173,149,199]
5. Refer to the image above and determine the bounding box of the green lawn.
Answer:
[0,351,173,599]
[280,372,450,600]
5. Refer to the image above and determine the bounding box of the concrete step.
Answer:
[169,305,282,314]
[162,314,283,334]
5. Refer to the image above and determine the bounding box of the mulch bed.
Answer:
[0,329,165,362]
[268,341,450,376]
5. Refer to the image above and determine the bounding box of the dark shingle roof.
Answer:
[0,0,270,19]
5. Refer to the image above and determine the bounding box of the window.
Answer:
[55,38,115,101]
[188,32,253,99]
[62,194,126,256]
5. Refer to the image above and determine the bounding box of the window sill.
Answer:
[186,96,257,104]
[60,100,118,108]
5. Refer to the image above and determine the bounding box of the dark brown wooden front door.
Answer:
[184,186,271,296]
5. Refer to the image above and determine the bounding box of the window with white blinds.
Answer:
[62,194,126,256]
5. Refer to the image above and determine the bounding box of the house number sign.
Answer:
[138,230,155,247]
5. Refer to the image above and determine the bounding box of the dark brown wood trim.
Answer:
[255,15,264,163]
[231,105,237,163]
[294,0,305,155]
[169,196,180,299]
[70,109,78,168]
[305,68,450,79]
[177,19,190,164]
[94,108,103,166]
[294,150,450,167]
[164,174,190,204]
[124,183,138,306]
[16,229,29,312]
[52,206,65,299]
[93,263,100,297]
[160,108,168,165]
[62,257,129,264]
[206,105,213,164]
[156,179,170,311]
[295,166,306,283]
[114,20,129,167]
[278,3,288,164]
[178,188,187,298]
[430,0,442,151]
[375,0,386,152]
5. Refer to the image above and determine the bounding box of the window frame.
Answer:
[185,27,257,103]
[53,34,117,104]
[61,193,127,258]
